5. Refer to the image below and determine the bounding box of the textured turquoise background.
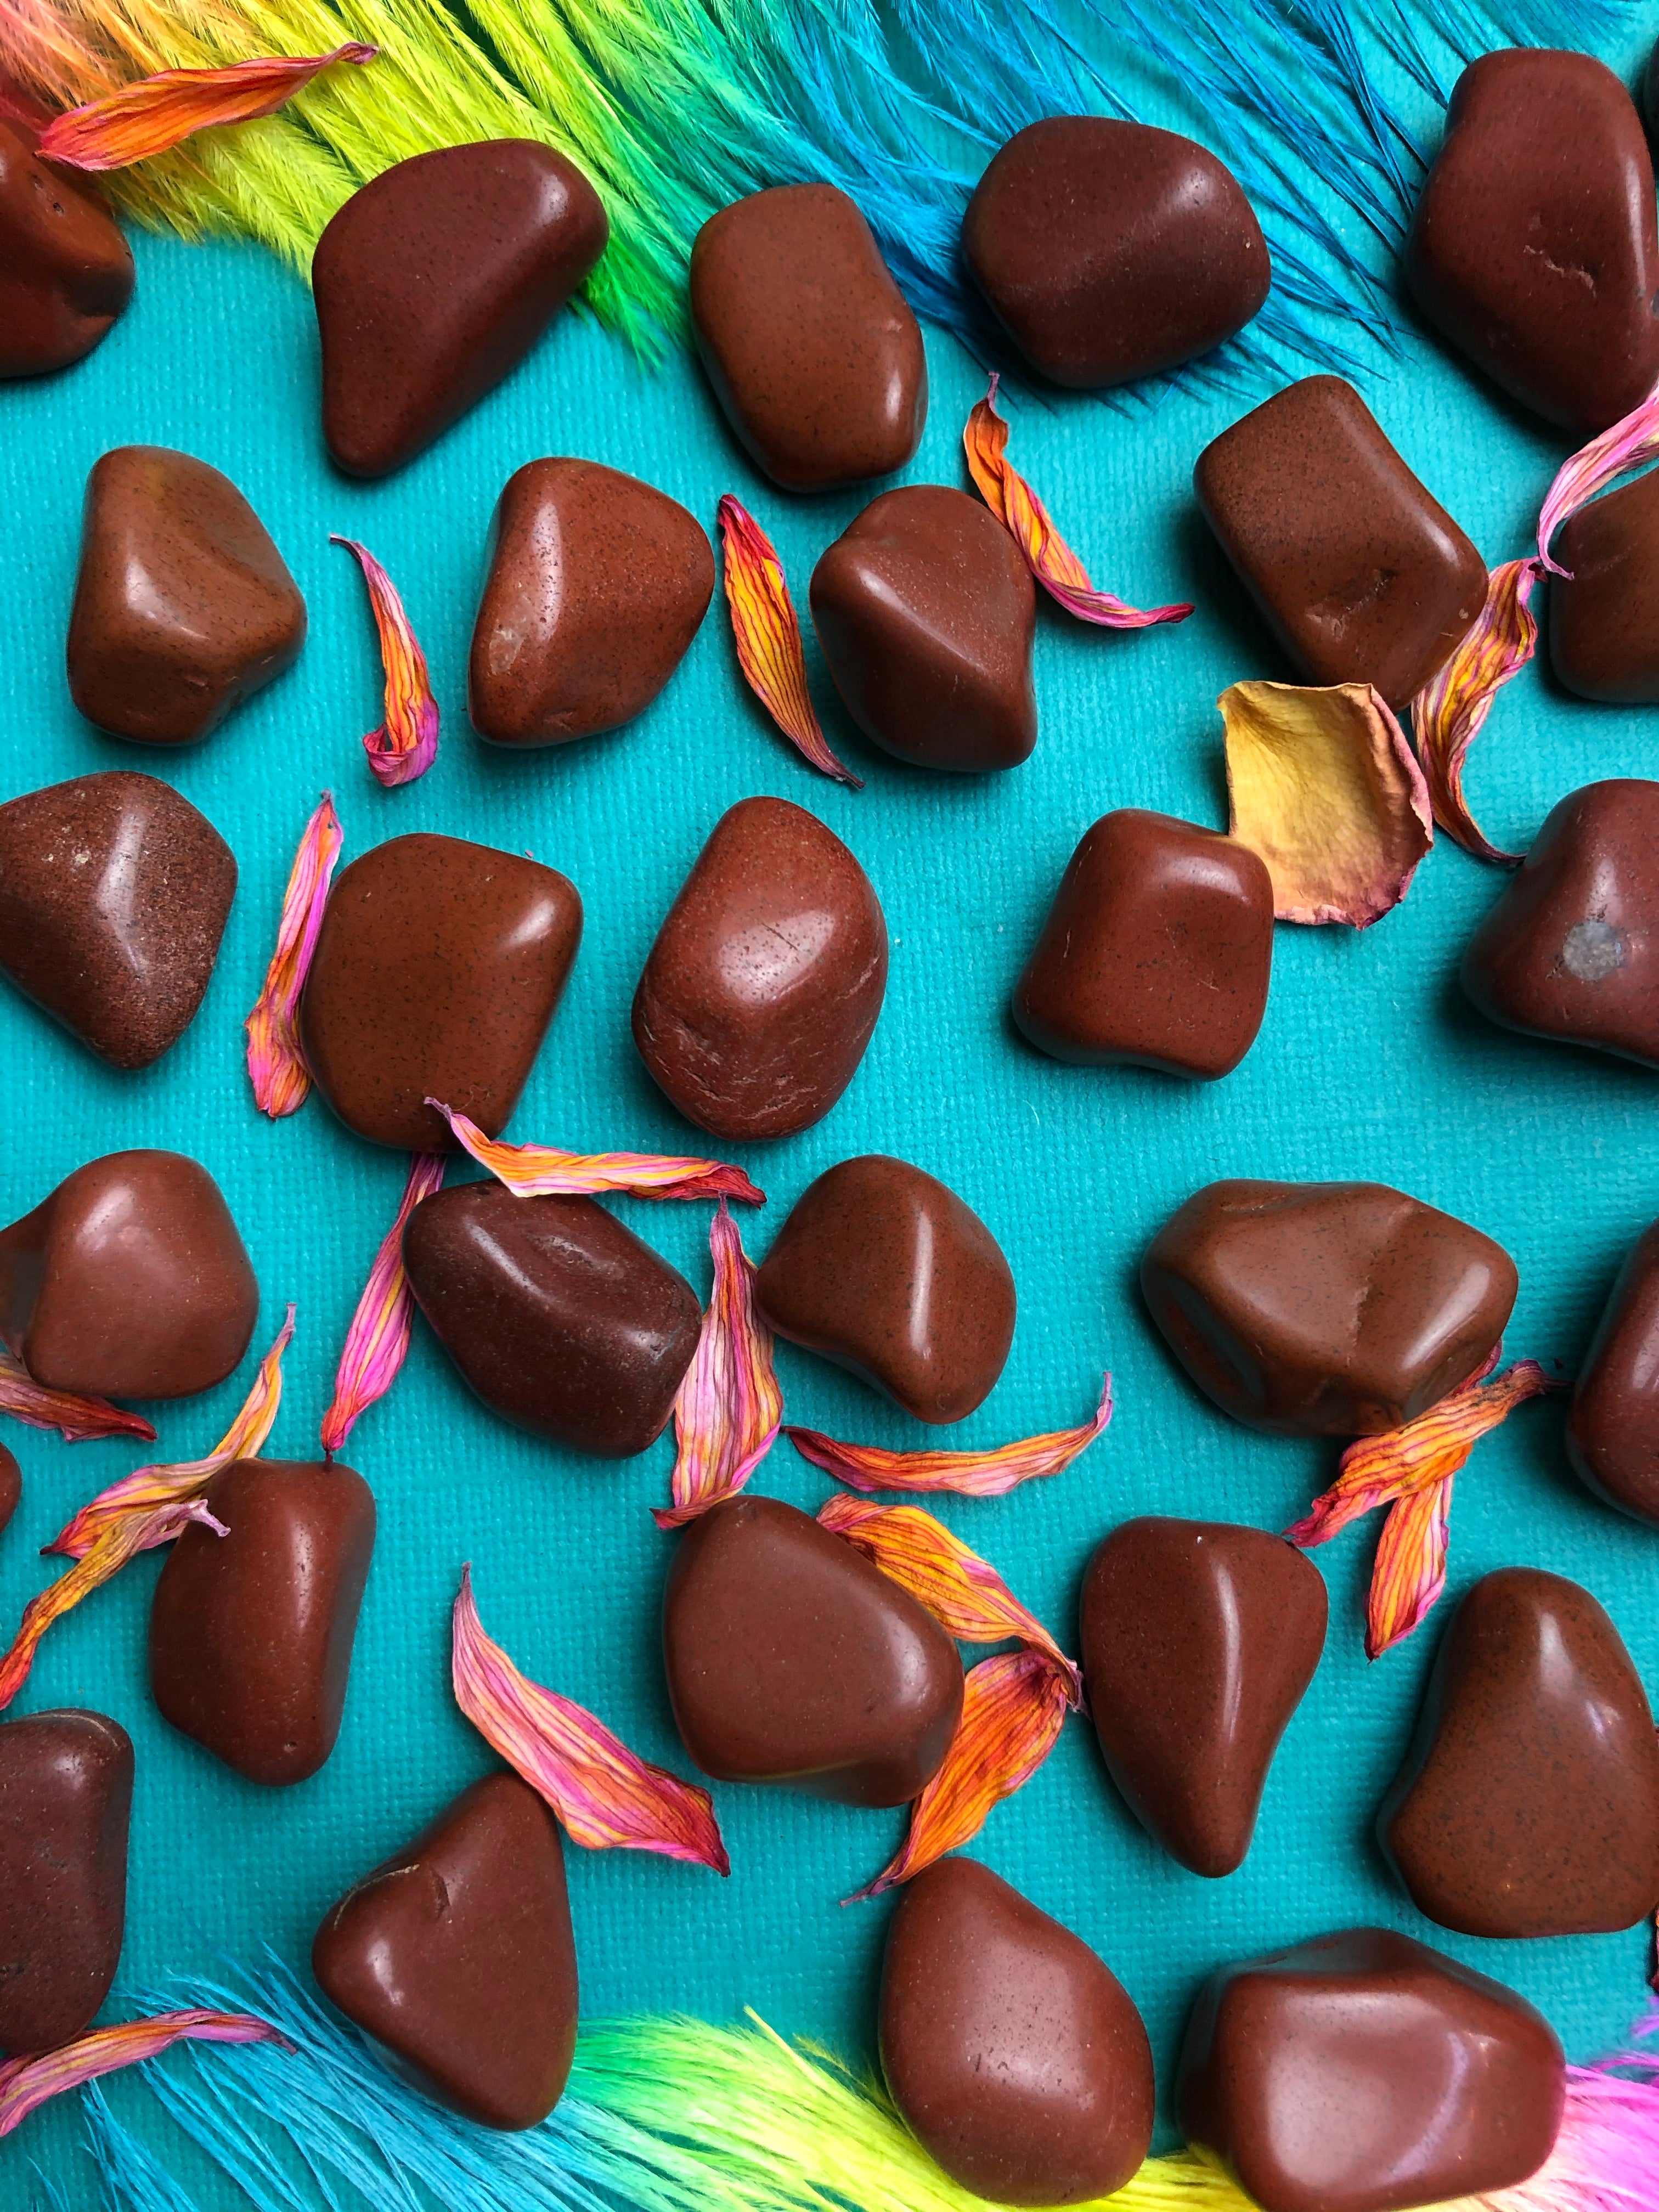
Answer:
[4,18,1659,2204]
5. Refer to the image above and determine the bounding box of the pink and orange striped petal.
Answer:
[453,1567,729,1872]
[787,1376,1111,1497]
[37,45,376,170]
[244,792,343,1118]
[332,536,439,788]
[718,495,862,787]
[1364,1476,1454,1661]
[964,377,1193,628]
[1409,559,1540,865]
[0,2011,290,2137]
[430,1100,764,1205]
[320,1155,445,1457]
[0,1348,156,1446]
[655,1200,783,1530]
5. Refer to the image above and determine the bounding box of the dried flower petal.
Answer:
[787,1376,1111,1497]
[718,494,862,788]
[331,536,439,788]
[320,1154,445,1457]
[1409,560,1539,866]
[1221,678,1434,926]
[244,793,343,1118]
[1286,1353,1556,1658]
[963,376,1193,629]
[0,1348,156,1446]
[36,46,376,170]
[849,1647,1074,1900]
[654,1200,782,1530]
[1538,381,1659,575]
[453,1566,729,1872]
[430,1100,764,1205]
[0,2011,290,2137]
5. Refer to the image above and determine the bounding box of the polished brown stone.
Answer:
[632,797,887,1141]
[689,183,926,492]
[67,447,306,744]
[313,1774,578,2130]
[0,120,133,377]
[963,117,1269,387]
[1014,810,1274,1077]
[403,1183,701,1454]
[1194,376,1486,708]
[1380,1567,1659,1937]
[662,1494,963,1806]
[754,1154,1016,1424]
[0,1443,17,1537]
[0,770,236,1069]
[1567,1221,1659,1523]
[0,1709,132,2055]
[881,1858,1154,2205]
[301,832,582,1152]
[1406,49,1659,436]
[1550,468,1659,703]
[0,1150,258,1402]
[1460,780,1659,1069]
[811,485,1037,771]
[1080,1519,1327,1876]
[314,141,608,478]
[470,458,713,745]
[1142,1180,1515,1436]
[149,1459,376,1787]
[1178,1928,1565,2212]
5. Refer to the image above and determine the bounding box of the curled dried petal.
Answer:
[37,46,376,169]
[964,377,1193,628]
[655,1200,782,1529]
[1538,381,1659,575]
[1409,560,1539,866]
[331,537,439,788]
[1221,678,1433,926]
[320,1154,445,1457]
[453,1566,729,1872]
[1365,1477,1453,1662]
[0,1348,155,1446]
[0,2011,290,2137]
[849,1650,1073,1900]
[244,793,343,1118]
[718,495,862,787]
[431,1100,764,1205]
[787,1376,1110,1497]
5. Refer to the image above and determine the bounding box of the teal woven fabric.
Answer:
[3,19,1658,2204]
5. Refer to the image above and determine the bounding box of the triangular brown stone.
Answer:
[0,772,236,1069]
[312,1773,578,2130]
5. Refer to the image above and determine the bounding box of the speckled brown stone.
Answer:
[1549,469,1659,703]
[0,1150,258,1402]
[300,832,582,1152]
[1195,377,1486,709]
[1178,1928,1565,2212]
[1460,780,1659,1069]
[470,458,714,745]
[0,1710,132,2056]
[963,117,1268,388]
[1406,49,1659,437]
[1567,1221,1659,1524]
[662,1493,963,1805]
[149,1459,376,1787]
[754,1154,1016,1423]
[403,1183,702,1454]
[881,1858,1155,2206]
[1142,1180,1516,1436]
[632,797,887,1142]
[314,142,608,478]
[312,1774,578,2130]
[1380,1567,1659,1937]
[0,120,133,378]
[1014,810,1274,1077]
[689,183,927,491]
[0,770,236,1069]
[0,1443,17,1537]
[1080,1519,1327,1877]
[811,485,1037,771]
